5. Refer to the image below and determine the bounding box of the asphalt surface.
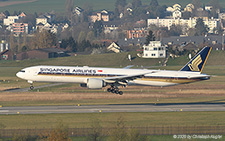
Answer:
[3,83,64,92]
[1,103,225,115]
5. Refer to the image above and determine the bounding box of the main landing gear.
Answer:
[107,86,123,95]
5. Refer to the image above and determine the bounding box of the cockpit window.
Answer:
[20,70,25,73]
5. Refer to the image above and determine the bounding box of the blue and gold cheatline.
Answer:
[180,47,212,72]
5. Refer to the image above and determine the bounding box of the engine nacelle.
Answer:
[86,78,106,89]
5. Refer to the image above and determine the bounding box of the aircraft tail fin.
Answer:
[180,47,212,72]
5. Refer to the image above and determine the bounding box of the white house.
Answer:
[142,41,166,58]
[3,16,20,26]
[173,10,182,19]
[107,42,121,53]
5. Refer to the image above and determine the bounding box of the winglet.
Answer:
[180,47,212,72]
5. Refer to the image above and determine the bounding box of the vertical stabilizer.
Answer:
[180,47,212,72]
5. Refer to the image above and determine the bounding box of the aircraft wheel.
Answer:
[30,86,34,90]
[111,89,115,93]
[107,88,111,92]
[118,91,123,95]
[115,90,119,94]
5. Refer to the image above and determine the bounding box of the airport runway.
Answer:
[1,103,225,115]
[3,83,64,92]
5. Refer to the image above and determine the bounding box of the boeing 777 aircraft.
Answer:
[16,47,212,95]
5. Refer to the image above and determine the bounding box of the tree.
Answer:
[60,37,77,52]
[88,118,103,141]
[9,32,16,52]
[65,0,74,22]
[3,10,10,16]
[145,30,155,45]
[132,0,142,9]
[150,0,158,8]
[78,31,86,43]
[86,31,95,42]
[93,20,103,38]
[208,0,221,18]
[115,0,127,8]
[169,24,183,36]
[39,122,71,141]
[192,0,202,9]
[195,18,208,36]
[109,116,127,141]
[31,30,57,49]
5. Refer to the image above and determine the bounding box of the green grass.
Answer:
[0,50,225,68]
[0,52,165,68]
[0,112,225,129]
[0,0,225,13]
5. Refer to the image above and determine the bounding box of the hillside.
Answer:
[0,50,224,68]
[0,0,224,13]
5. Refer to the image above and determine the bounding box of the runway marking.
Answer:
[1,104,225,115]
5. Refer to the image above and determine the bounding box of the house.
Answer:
[36,15,49,25]
[16,48,68,60]
[11,23,29,35]
[173,10,182,19]
[3,16,20,26]
[184,4,194,13]
[89,12,110,22]
[103,22,119,34]
[219,13,225,20]
[205,6,213,11]
[19,12,27,18]
[142,41,166,58]
[73,7,83,16]
[107,42,122,53]
[127,28,148,39]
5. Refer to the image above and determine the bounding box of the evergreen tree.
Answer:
[93,20,103,38]
[60,37,77,52]
[145,30,155,45]
[195,18,208,36]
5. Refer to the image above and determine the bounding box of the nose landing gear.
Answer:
[28,80,34,90]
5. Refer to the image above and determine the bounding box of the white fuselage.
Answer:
[16,65,210,87]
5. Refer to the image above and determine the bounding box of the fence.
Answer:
[0,125,225,138]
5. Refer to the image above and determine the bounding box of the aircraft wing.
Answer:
[103,71,156,85]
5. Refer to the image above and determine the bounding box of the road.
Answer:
[1,103,225,115]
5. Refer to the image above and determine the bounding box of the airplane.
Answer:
[16,47,212,95]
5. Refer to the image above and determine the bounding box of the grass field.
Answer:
[1,112,225,129]
[0,50,225,134]
[0,0,225,13]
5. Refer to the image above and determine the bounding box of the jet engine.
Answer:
[86,78,106,89]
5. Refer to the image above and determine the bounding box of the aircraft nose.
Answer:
[16,71,24,79]
[16,72,21,78]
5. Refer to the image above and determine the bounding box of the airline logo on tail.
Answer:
[180,47,212,72]
[188,55,202,71]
